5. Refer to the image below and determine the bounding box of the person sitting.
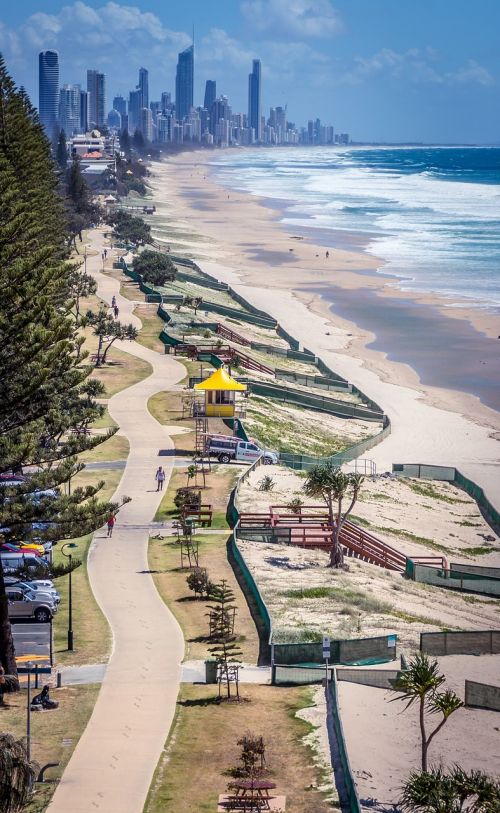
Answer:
[31,685,59,710]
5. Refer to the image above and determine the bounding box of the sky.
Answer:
[1,0,499,143]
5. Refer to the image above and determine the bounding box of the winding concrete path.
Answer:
[48,231,186,813]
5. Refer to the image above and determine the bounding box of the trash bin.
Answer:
[205,660,218,684]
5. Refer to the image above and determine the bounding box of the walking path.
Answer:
[48,230,186,813]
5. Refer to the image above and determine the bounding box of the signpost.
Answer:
[322,636,331,684]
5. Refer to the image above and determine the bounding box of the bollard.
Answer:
[56,672,62,688]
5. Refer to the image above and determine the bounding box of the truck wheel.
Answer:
[263,457,273,465]
[34,608,51,623]
[219,454,231,464]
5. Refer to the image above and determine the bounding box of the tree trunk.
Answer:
[0,562,18,684]
[420,696,428,772]
[328,498,344,568]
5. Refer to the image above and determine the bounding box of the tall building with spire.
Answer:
[175,45,194,122]
[86,69,106,128]
[248,59,262,142]
[38,50,59,134]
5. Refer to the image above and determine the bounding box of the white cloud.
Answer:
[241,0,342,38]
[452,59,494,86]
[340,48,495,87]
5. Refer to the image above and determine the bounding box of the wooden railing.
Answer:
[216,323,252,347]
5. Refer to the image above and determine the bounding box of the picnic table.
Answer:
[228,779,277,810]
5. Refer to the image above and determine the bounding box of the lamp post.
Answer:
[61,543,79,651]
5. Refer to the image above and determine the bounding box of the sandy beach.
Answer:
[146,150,500,504]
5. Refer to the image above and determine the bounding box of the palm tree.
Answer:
[303,462,364,567]
[394,653,463,772]
[0,733,39,813]
[401,765,500,813]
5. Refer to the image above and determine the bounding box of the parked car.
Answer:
[6,579,61,605]
[206,435,278,465]
[4,576,55,591]
[1,541,46,556]
[6,587,57,623]
[0,552,49,574]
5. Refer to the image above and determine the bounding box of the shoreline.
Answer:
[145,151,500,502]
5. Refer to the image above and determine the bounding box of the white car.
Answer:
[206,435,278,465]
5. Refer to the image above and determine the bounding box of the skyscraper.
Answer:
[59,84,81,136]
[80,90,89,133]
[204,80,216,113]
[128,89,141,133]
[113,95,127,117]
[175,45,194,122]
[86,69,106,129]
[248,59,262,142]
[38,50,59,134]
[138,67,149,111]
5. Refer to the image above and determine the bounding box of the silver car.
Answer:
[6,587,57,623]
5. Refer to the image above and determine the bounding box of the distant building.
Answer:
[139,107,154,142]
[157,114,173,143]
[39,50,59,135]
[248,59,261,142]
[161,92,172,113]
[86,69,105,128]
[128,89,141,133]
[211,96,231,141]
[107,109,122,130]
[59,84,81,136]
[138,67,149,111]
[175,45,194,121]
[80,90,89,133]
[204,80,216,114]
[113,95,127,117]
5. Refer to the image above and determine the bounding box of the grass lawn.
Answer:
[148,391,195,452]
[51,467,124,666]
[90,345,152,397]
[144,684,334,813]
[149,533,257,664]
[154,466,239,529]
[133,304,166,353]
[78,433,129,464]
[104,267,142,301]
[0,684,100,812]
[91,407,118,430]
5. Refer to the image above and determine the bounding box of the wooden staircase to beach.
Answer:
[237,507,447,572]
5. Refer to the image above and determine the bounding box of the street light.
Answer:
[61,543,79,651]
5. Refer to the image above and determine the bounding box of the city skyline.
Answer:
[1,0,499,143]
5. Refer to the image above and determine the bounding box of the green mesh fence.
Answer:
[329,672,362,813]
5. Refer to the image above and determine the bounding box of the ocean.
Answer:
[210,146,500,308]
[208,147,500,409]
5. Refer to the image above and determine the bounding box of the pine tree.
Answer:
[0,56,129,680]
[207,580,242,699]
[56,129,67,170]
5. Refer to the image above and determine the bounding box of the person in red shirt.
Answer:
[106,515,116,537]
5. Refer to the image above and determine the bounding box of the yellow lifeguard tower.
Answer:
[194,366,247,418]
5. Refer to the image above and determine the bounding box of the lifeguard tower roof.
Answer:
[194,367,247,392]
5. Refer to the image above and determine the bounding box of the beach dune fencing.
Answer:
[406,560,500,598]
[420,630,500,657]
[392,463,499,530]
[465,680,500,712]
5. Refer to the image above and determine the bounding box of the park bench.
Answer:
[180,504,213,527]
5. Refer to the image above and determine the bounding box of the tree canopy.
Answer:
[133,249,176,286]
[0,55,128,679]
[108,209,151,246]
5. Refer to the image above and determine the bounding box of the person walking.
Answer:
[155,466,165,492]
[106,515,116,537]
[114,305,119,319]
[111,295,116,307]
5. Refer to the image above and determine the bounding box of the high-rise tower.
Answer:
[175,45,194,122]
[248,59,262,142]
[138,67,149,111]
[204,80,216,113]
[38,50,59,134]
[59,85,81,136]
[86,69,106,129]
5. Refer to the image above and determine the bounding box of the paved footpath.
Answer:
[48,231,186,813]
